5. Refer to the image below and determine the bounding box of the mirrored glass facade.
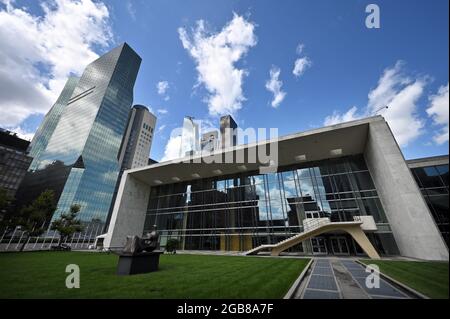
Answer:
[18,43,141,234]
[144,155,399,255]
[411,164,449,247]
[28,77,79,171]
[181,117,200,156]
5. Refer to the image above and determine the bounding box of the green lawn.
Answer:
[360,259,449,299]
[0,252,309,299]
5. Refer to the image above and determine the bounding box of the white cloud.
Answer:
[426,83,449,144]
[324,106,359,126]
[161,134,182,161]
[296,43,305,55]
[0,0,112,129]
[157,108,168,115]
[157,80,169,95]
[265,66,286,108]
[178,13,257,116]
[157,124,166,133]
[292,43,311,78]
[323,62,426,147]
[126,0,136,21]
[293,57,311,78]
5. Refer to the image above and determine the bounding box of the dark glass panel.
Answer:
[427,195,449,224]
[414,167,444,188]
[352,171,375,190]
[348,155,368,171]
[332,174,352,193]
[436,165,449,186]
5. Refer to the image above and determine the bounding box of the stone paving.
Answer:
[299,258,410,299]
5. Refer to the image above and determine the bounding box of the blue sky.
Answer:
[0,0,448,161]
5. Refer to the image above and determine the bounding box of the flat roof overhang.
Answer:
[127,116,383,186]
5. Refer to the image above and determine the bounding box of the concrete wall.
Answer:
[364,119,448,261]
[103,171,150,249]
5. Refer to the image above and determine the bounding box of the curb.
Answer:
[355,260,430,299]
[283,258,314,299]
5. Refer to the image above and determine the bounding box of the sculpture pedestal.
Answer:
[116,251,163,276]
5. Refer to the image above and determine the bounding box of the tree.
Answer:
[51,204,84,248]
[17,189,57,252]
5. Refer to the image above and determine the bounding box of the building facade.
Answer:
[220,115,238,149]
[17,43,141,234]
[119,105,156,170]
[27,77,79,171]
[181,116,200,156]
[104,105,156,233]
[0,129,32,198]
[201,131,219,153]
[104,116,448,261]
[408,155,449,247]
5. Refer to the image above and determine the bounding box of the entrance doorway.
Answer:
[311,237,327,254]
[330,236,350,255]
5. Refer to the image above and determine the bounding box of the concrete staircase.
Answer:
[243,217,381,259]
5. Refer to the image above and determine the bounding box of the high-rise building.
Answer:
[0,129,32,198]
[17,43,141,234]
[181,116,199,156]
[201,131,219,153]
[119,105,156,170]
[103,105,156,233]
[220,115,237,149]
[28,77,79,171]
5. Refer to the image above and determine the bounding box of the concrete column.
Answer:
[345,226,380,259]
[103,171,150,249]
[364,118,448,261]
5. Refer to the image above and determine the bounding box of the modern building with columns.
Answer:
[104,116,449,261]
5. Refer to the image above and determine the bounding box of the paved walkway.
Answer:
[297,258,410,299]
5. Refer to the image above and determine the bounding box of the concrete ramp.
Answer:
[244,217,380,259]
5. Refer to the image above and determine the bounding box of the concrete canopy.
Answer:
[127,116,377,186]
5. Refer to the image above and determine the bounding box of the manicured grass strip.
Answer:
[360,259,449,299]
[0,252,309,299]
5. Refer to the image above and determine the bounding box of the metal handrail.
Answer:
[303,218,331,233]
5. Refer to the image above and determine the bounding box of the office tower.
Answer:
[119,105,157,170]
[28,77,79,171]
[220,115,237,149]
[201,131,219,153]
[18,43,141,233]
[104,105,156,233]
[0,129,32,197]
[181,116,199,156]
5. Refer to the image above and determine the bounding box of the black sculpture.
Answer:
[122,227,159,255]
[116,226,163,275]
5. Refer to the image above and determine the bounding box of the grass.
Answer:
[360,259,449,299]
[0,251,309,299]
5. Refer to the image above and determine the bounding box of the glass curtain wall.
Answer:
[145,155,398,255]
[411,164,449,247]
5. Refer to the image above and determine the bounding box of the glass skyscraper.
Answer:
[181,116,200,156]
[27,77,79,171]
[18,43,141,233]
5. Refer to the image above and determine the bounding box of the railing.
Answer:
[302,218,331,233]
